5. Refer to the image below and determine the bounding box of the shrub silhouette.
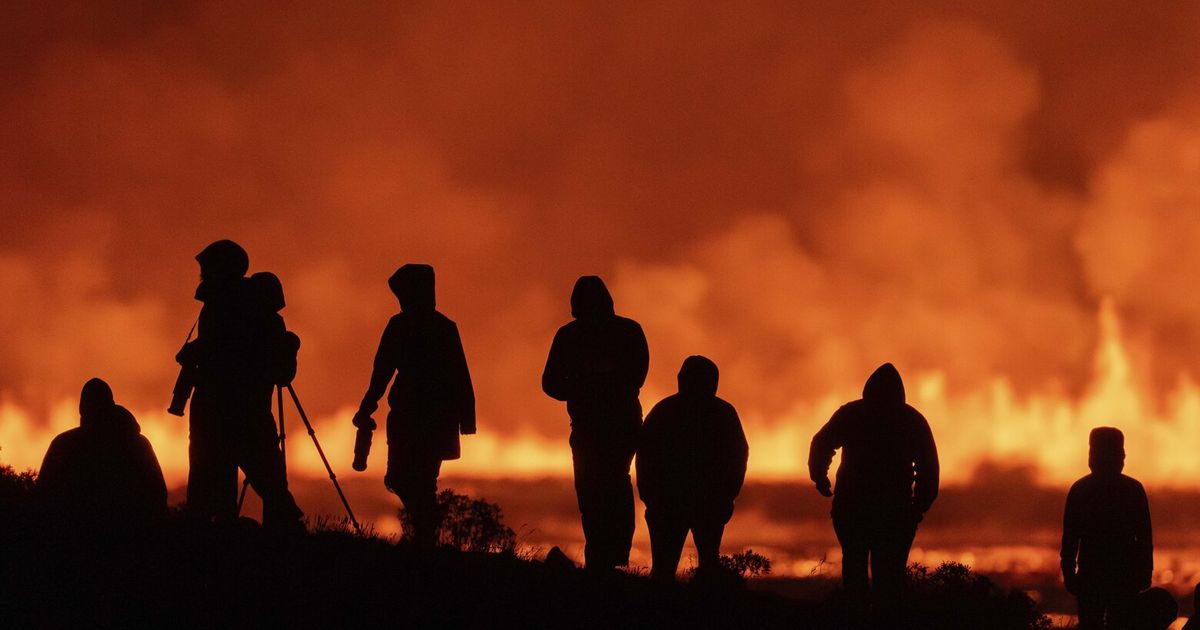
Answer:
[0,455,36,515]
[901,562,1051,629]
[399,489,516,553]
[685,548,773,581]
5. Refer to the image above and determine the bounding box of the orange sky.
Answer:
[4,2,1200,488]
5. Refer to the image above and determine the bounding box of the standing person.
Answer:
[353,264,475,547]
[177,240,303,530]
[637,356,747,581]
[1061,427,1153,629]
[542,276,649,570]
[808,363,939,609]
[37,378,167,533]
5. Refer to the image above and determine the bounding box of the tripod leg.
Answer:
[277,385,287,482]
[236,475,250,514]
[286,385,362,533]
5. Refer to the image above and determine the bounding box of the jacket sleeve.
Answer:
[720,406,749,503]
[1134,481,1154,590]
[35,437,69,505]
[449,322,476,434]
[635,405,665,506]
[541,327,573,402]
[1060,485,1081,581]
[137,436,169,519]
[808,408,846,486]
[358,319,399,417]
[912,411,940,514]
[627,322,650,392]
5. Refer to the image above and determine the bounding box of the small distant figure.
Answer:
[178,240,303,530]
[37,378,167,532]
[542,276,649,570]
[353,264,475,547]
[637,356,748,581]
[1061,427,1153,629]
[808,363,939,606]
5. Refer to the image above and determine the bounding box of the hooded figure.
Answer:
[37,379,167,532]
[180,241,303,530]
[637,356,748,580]
[355,264,475,547]
[1061,427,1153,629]
[542,275,649,569]
[808,363,939,605]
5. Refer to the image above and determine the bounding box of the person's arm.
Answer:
[720,405,749,502]
[1060,485,1081,595]
[635,406,664,506]
[628,322,650,392]
[357,319,399,420]
[541,327,573,402]
[137,436,169,518]
[912,411,940,515]
[808,408,846,497]
[1135,481,1154,590]
[449,322,476,435]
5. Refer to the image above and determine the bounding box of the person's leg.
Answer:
[833,514,870,600]
[237,408,303,530]
[871,516,917,605]
[691,518,726,575]
[646,508,689,581]
[386,445,442,547]
[187,392,238,522]
[1074,589,1105,630]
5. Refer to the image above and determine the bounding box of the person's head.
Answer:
[195,240,249,285]
[79,378,115,420]
[570,276,614,321]
[678,355,719,398]
[1088,427,1125,475]
[250,271,286,312]
[389,264,436,312]
[862,363,905,406]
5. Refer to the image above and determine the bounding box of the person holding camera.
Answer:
[352,264,475,547]
[176,240,303,531]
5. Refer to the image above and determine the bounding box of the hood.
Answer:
[1088,426,1125,475]
[389,264,436,313]
[862,363,905,406]
[78,379,140,434]
[196,239,249,281]
[251,271,286,312]
[677,355,719,397]
[79,378,114,419]
[570,276,614,320]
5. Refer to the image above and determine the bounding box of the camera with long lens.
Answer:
[167,364,196,416]
[352,414,377,471]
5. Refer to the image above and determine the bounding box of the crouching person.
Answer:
[37,378,167,535]
[353,264,475,547]
[637,356,748,581]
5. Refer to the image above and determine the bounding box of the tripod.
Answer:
[237,384,361,532]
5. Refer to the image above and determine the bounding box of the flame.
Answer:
[1,298,1197,491]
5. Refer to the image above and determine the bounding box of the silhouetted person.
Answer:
[542,276,649,570]
[37,378,166,533]
[1061,427,1153,629]
[354,264,475,547]
[637,356,747,581]
[177,240,303,530]
[808,363,939,607]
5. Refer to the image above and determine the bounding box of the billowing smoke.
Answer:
[3,2,1200,486]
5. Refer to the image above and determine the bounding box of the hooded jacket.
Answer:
[636,357,748,520]
[358,264,475,460]
[37,380,168,528]
[542,276,649,435]
[808,363,939,517]
[1060,429,1153,595]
